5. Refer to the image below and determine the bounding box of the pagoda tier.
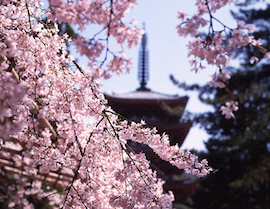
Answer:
[105,90,192,146]
[105,91,188,117]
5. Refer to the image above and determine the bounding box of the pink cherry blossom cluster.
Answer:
[119,120,212,177]
[0,0,213,208]
[208,68,231,88]
[177,1,255,72]
[220,101,239,119]
[176,0,266,118]
[249,38,270,63]
[47,0,142,79]
[0,69,26,142]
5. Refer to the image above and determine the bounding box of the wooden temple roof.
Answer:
[105,90,189,106]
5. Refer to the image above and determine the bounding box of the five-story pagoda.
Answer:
[104,25,197,205]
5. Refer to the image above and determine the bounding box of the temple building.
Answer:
[104,26,197,206]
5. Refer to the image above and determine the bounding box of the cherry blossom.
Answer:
[220,101,239,119]
[0,0,213,208]
[249,56,259,64]
[208,68,231,88]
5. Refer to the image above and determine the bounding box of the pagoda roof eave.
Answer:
[104,91,189,105]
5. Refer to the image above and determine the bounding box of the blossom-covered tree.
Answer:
[0,0,265,208]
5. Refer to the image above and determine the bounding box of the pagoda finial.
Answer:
[137,23,150,91]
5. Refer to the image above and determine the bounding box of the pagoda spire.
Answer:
[137,23,150,91]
